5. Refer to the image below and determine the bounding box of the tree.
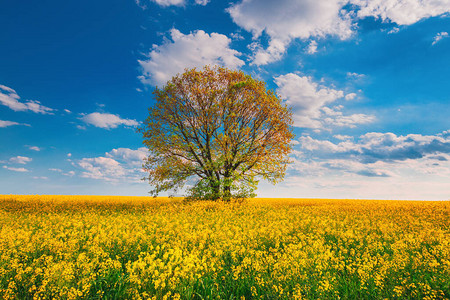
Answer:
[139,66,294,201]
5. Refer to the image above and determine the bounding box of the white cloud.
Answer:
[306,40,318,54]
[275,73,343,128]
[432,31,449,45]
[78,157,126,181]
[194,0,209,5]
[106,147,149,166]
[388,27,400,34]
[276,130,450,200]
[136,0,184,8]
[0,85,15,93]
[138,29,245,86]
[322,107,376,128]
[228,0,450,65]
[352,0,450,26]
[135,0,209,8]
[0,120,30,128]
[299,135,355,152]
[33,176,48,180]
[321,159,393,177]
[0,85,55,114]
[81,112,139,129]
[64,170,75,176]
[49,168,75,176]
[274,73,374,129]
[263,174,449,200]
[251,39,289,66]
[76,147,148,182]
[28,146,41,151]
[345,93,357,100]
[153,0,184,5]
[346,72,365,79]
[228,0,353,65]
[334,134,353,140]
[230,32,245,41]
[273,153,450,200]
[298,130,450,163]
[3,166,29,172]
[228,0,354,40]
[9,156,32,164]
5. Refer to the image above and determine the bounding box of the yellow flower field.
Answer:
[1,195,449,299]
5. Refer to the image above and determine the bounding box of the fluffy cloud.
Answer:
[432,32,449,45]
[194,0,209,5]
[320,159,392,177]
[3,166,29,172]
[49,168,75,176]
[298,130,450,163]
[322,107,375,128]
[9,156,32,164]
[306,40,318,54]
[275,73,343,128]
[28,146,41,151]
[138,29,245,86]
[81,112,139,129]
[333,134,353,141]
[346,72,365,79]
[228,0,450,65]
[271,159,450,200]
[278,130,450,200]
[76,147,148,182]
[135,0,208,8]
[152,0,183,6]
[0,85,55,114]
[78,157,126,181]
[228,0,353,65]
[135,0,183,8]
[106,147,149,166]
[344,93,357,100]
[0,120,30,128]
[352,0,450,26]
[274,73,373,128]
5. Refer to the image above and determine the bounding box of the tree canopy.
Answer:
[139,66,294,201]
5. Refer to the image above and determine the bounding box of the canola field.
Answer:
[0,195,449,299]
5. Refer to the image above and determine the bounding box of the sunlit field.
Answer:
[0,195,449,299]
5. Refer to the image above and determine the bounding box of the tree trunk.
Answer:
[209,177,221,201]
[223,185,231,202]
[223,174,231,201]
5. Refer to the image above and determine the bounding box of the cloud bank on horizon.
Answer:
[0,0,449,199]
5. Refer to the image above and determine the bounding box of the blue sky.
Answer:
[1,0,449,199]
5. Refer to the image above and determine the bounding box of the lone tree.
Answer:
[139,66,294,201]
